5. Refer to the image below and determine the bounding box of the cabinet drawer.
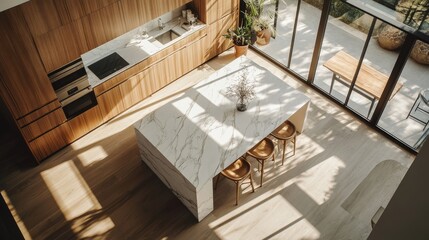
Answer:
[28,122,71,162]
[67,105,103,141]
[20,108,67,142]
[16,100,61,127]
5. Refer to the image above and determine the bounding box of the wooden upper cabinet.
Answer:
[218,0,238,20]
[203,0,238,25]
[82,1,127,49]
[35,20,89,73]
[0,7,57,119]
[120,0,153,30]
[20,0,62,37]
[55,0,121,24]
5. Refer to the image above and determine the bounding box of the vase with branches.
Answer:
[226,70,256,111]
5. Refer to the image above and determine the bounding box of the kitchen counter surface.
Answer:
[134,56,311,221]
[81,17,205,88]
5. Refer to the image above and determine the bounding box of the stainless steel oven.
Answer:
[48,58,98,120]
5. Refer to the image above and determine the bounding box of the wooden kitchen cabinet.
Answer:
[20,108,67,142]
[0,7,58,119]
[67,105,103,141]
[55,0,121,24]
[82,1,127,49]
[34,20,89,73]
[96,85,126,122]
[119,70,152,109]
[20,0,62,37]
[16,100,62,127]
[201,0,239,25]
[205,12,237,60]
[28,122,72,162]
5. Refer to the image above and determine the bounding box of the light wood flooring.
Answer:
[0,49,415,239]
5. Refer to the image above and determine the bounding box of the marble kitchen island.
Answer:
[134,56,310,221]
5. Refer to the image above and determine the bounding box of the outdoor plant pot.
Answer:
[411,40,429,65]
[256,28,271,45]
[234,45,249,58]
[377,25,406,50]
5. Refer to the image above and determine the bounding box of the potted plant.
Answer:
[244,0,277,45]
[253,16,275,45]
[224,25,251,57]
[226,69,256,111]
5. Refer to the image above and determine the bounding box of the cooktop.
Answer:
[88,52,129,80]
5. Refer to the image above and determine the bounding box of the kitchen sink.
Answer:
[154,29,180,45]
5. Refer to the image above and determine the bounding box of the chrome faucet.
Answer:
[158,18,165,30]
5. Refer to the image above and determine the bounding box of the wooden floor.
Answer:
[0,49,415,240]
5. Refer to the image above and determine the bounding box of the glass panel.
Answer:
[313,1,367,104]
[346,20,398,119]
[288,0,321,79]
[251,0,321,78]
[344,0,429,42]
[251,0,297,67]
[377,39,429,150]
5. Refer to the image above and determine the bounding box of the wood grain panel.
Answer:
[120,0,153,30]
[35,20,89,73]
[16,101,62,127]
[82,1,126,49]
[20,108,67,142]
[20,0,62,37]
[205,0,218,24]
[96,85,126,122]
[218,0,239,19]
[119,71,148,109]
[28,123,71,162]
[0,7,57,119]
[67,105,103,141]
[205,12,236,61]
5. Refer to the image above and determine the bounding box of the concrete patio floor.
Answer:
[254,0,429,149]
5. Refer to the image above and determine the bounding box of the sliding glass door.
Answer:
[247,0,429,152]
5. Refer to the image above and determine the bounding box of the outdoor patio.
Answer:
[255,0,429,149]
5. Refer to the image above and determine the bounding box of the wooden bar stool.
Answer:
[246,137,275,187]
[270,120,296,165]
[215,157,255,205]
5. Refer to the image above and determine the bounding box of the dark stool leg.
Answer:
[407,94,420,119]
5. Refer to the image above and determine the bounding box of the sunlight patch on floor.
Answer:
[297,156,345,205]
[77,146,108,167]
[41,161,114,238]
[209,193,319,239]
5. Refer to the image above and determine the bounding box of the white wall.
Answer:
[0,0,29,13]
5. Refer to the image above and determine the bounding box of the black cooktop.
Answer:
[88,52,129,80]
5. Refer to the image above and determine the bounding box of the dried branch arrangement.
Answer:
[226,69,256,106]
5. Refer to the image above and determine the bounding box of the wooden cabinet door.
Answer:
[28,123,71,162]
[205,12,236,61]
[67,105,103,141]
[121,0,153,31]
[218,0,239,20]
[119,70,151,109]
[0,7,57,119]
[20,108,67,142]
[34,20,89,73]
[82,1,127,49]
[20,0,62,37]
[96,85,126,122]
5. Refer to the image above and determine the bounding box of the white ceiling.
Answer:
[0,0,29,13]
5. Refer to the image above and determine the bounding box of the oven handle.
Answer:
[61,87,92,106]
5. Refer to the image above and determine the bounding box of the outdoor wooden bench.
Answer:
[323,50,403,117]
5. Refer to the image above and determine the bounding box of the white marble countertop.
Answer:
[134,56,311,189]
[81,17,205,88]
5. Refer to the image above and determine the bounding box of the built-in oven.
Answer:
[48,58,98,120]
